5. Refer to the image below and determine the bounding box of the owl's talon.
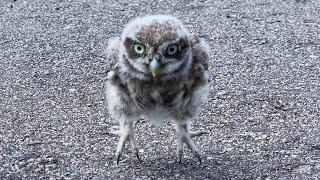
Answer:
[177,149,183,164]
[194,152,202,164]
[116,154,121,165]
[115,122,141,164]
[135,151,142,162]
[174,123,203,165]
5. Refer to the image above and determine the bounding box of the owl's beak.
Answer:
[149,59,160,77]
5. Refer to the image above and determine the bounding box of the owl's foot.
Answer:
[176,136,202,164]
[115,121,141,165]
[174,123,202,164]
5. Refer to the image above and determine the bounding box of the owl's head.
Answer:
[119,15,192,80]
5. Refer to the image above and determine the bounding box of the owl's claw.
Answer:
[176,145,202,164]
[116,154,121,165]
[194,151,202,164]
[174,123,203,164]
[135,150,142,162]
[177,149,183,164]
[115,122,141,165]
[116,146,142,165]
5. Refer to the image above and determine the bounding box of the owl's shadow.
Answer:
[118,155,230,179]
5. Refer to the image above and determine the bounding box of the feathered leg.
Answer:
[174,122,202,164]
[115,121,141,164]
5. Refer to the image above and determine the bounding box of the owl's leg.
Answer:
[174,122,202,164]
[115,121,141,164]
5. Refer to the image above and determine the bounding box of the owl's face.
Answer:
[120,15,192,79]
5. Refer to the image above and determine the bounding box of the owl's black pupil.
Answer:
[170,47,175,52]
[137,46,142,51]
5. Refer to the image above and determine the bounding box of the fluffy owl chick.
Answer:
[106,15,209,164]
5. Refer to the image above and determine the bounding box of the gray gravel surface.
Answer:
[1,0,320,179]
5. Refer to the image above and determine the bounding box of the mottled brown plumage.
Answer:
[105,15,210,164]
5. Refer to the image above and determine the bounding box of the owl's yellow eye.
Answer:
[133,44,145,55]
[166,44,179,56]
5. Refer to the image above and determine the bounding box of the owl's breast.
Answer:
[140,89,183,124]
[128,77,205,121]
[132,89,177,108]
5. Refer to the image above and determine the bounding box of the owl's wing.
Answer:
[191,36,210,82]
[106,37,121,71]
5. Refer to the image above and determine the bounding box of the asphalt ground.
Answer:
[0,0,319,179]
